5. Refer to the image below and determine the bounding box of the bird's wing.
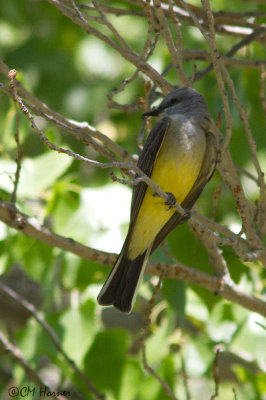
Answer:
[151,130,217,252]
[123,117,171,251]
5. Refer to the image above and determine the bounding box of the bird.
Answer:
[97,86,217,313]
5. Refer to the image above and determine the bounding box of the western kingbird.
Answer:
[97,87,217,312]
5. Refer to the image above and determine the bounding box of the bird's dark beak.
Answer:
[142,107,162,118]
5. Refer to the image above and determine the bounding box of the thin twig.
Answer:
[0,331,67,400]
[186,0,263,250]
[0,198,265,316]
[125,0,266,41]
[195,213,260,264]
[107,5,159,114]
[194,27,266,81]
[211,185,222,220]
[81,1,266,39]
[80,3,145,17]
[8,70,23,204]
[8,74,190,222]
[146,273,164,328]
[6,72,135,175]
[259,66,266,124]
[90,0,134,53]
[181,354,191,400]
[45,0,172,93]
[232,387,238,400]
[235,165,259,184]
[189,218,230,280]
[0,58,131,163]
[153,0,190,86]
[0,281,105,400]
[151,261,266,316]
[140,274,178,400]
[200,0,233,149]
[220,62,266,247]
[107,71,141,113]
[255,321,266,331]
[27,102,121,162]
[141,344,178,400]
[210,349,220,400]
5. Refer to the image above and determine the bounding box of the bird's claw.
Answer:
[165,192,176,210]
[180,208,191,223]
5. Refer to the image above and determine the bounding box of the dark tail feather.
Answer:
[97,251,148,312]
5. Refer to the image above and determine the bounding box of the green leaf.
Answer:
[167,224,212,274]
[223,247,249,284]
[0,152,72,199]
[18,151,72,198]
[15,236,54,281]
[231,310,266,366]
[119,360,144,400]
[53,184,131,250]
[183,338,213,376]
[0,159,17,194]
[84,329,128,397]
[186,288,209,324]
[138,376,161,400]
[146,321,171,365]
[161,279,186,322]
[155,354,176,400]
[56,300,96,365]
[168,224,222,310]
[75,259,108,289]
[207,302,238,343]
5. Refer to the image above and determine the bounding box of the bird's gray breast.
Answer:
[166,113,206,157]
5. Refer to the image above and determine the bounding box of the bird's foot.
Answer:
[179,208,191,223]
[165,192,176,209]
[152,191,176,210]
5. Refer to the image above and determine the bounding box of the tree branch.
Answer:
[114,1,266,41]
[44,0,173,94]
[8,71,23,204]
[0,331,68,400]
[0,58,132,163]
[0,281,105,400]
[0,199,265,317]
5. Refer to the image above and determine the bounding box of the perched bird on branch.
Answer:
[98,87,217,312]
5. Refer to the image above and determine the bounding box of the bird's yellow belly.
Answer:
[127,137,205,259]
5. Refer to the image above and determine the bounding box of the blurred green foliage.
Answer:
[0,0,265,399]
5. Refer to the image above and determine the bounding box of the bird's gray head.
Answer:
[143,87,209,119]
